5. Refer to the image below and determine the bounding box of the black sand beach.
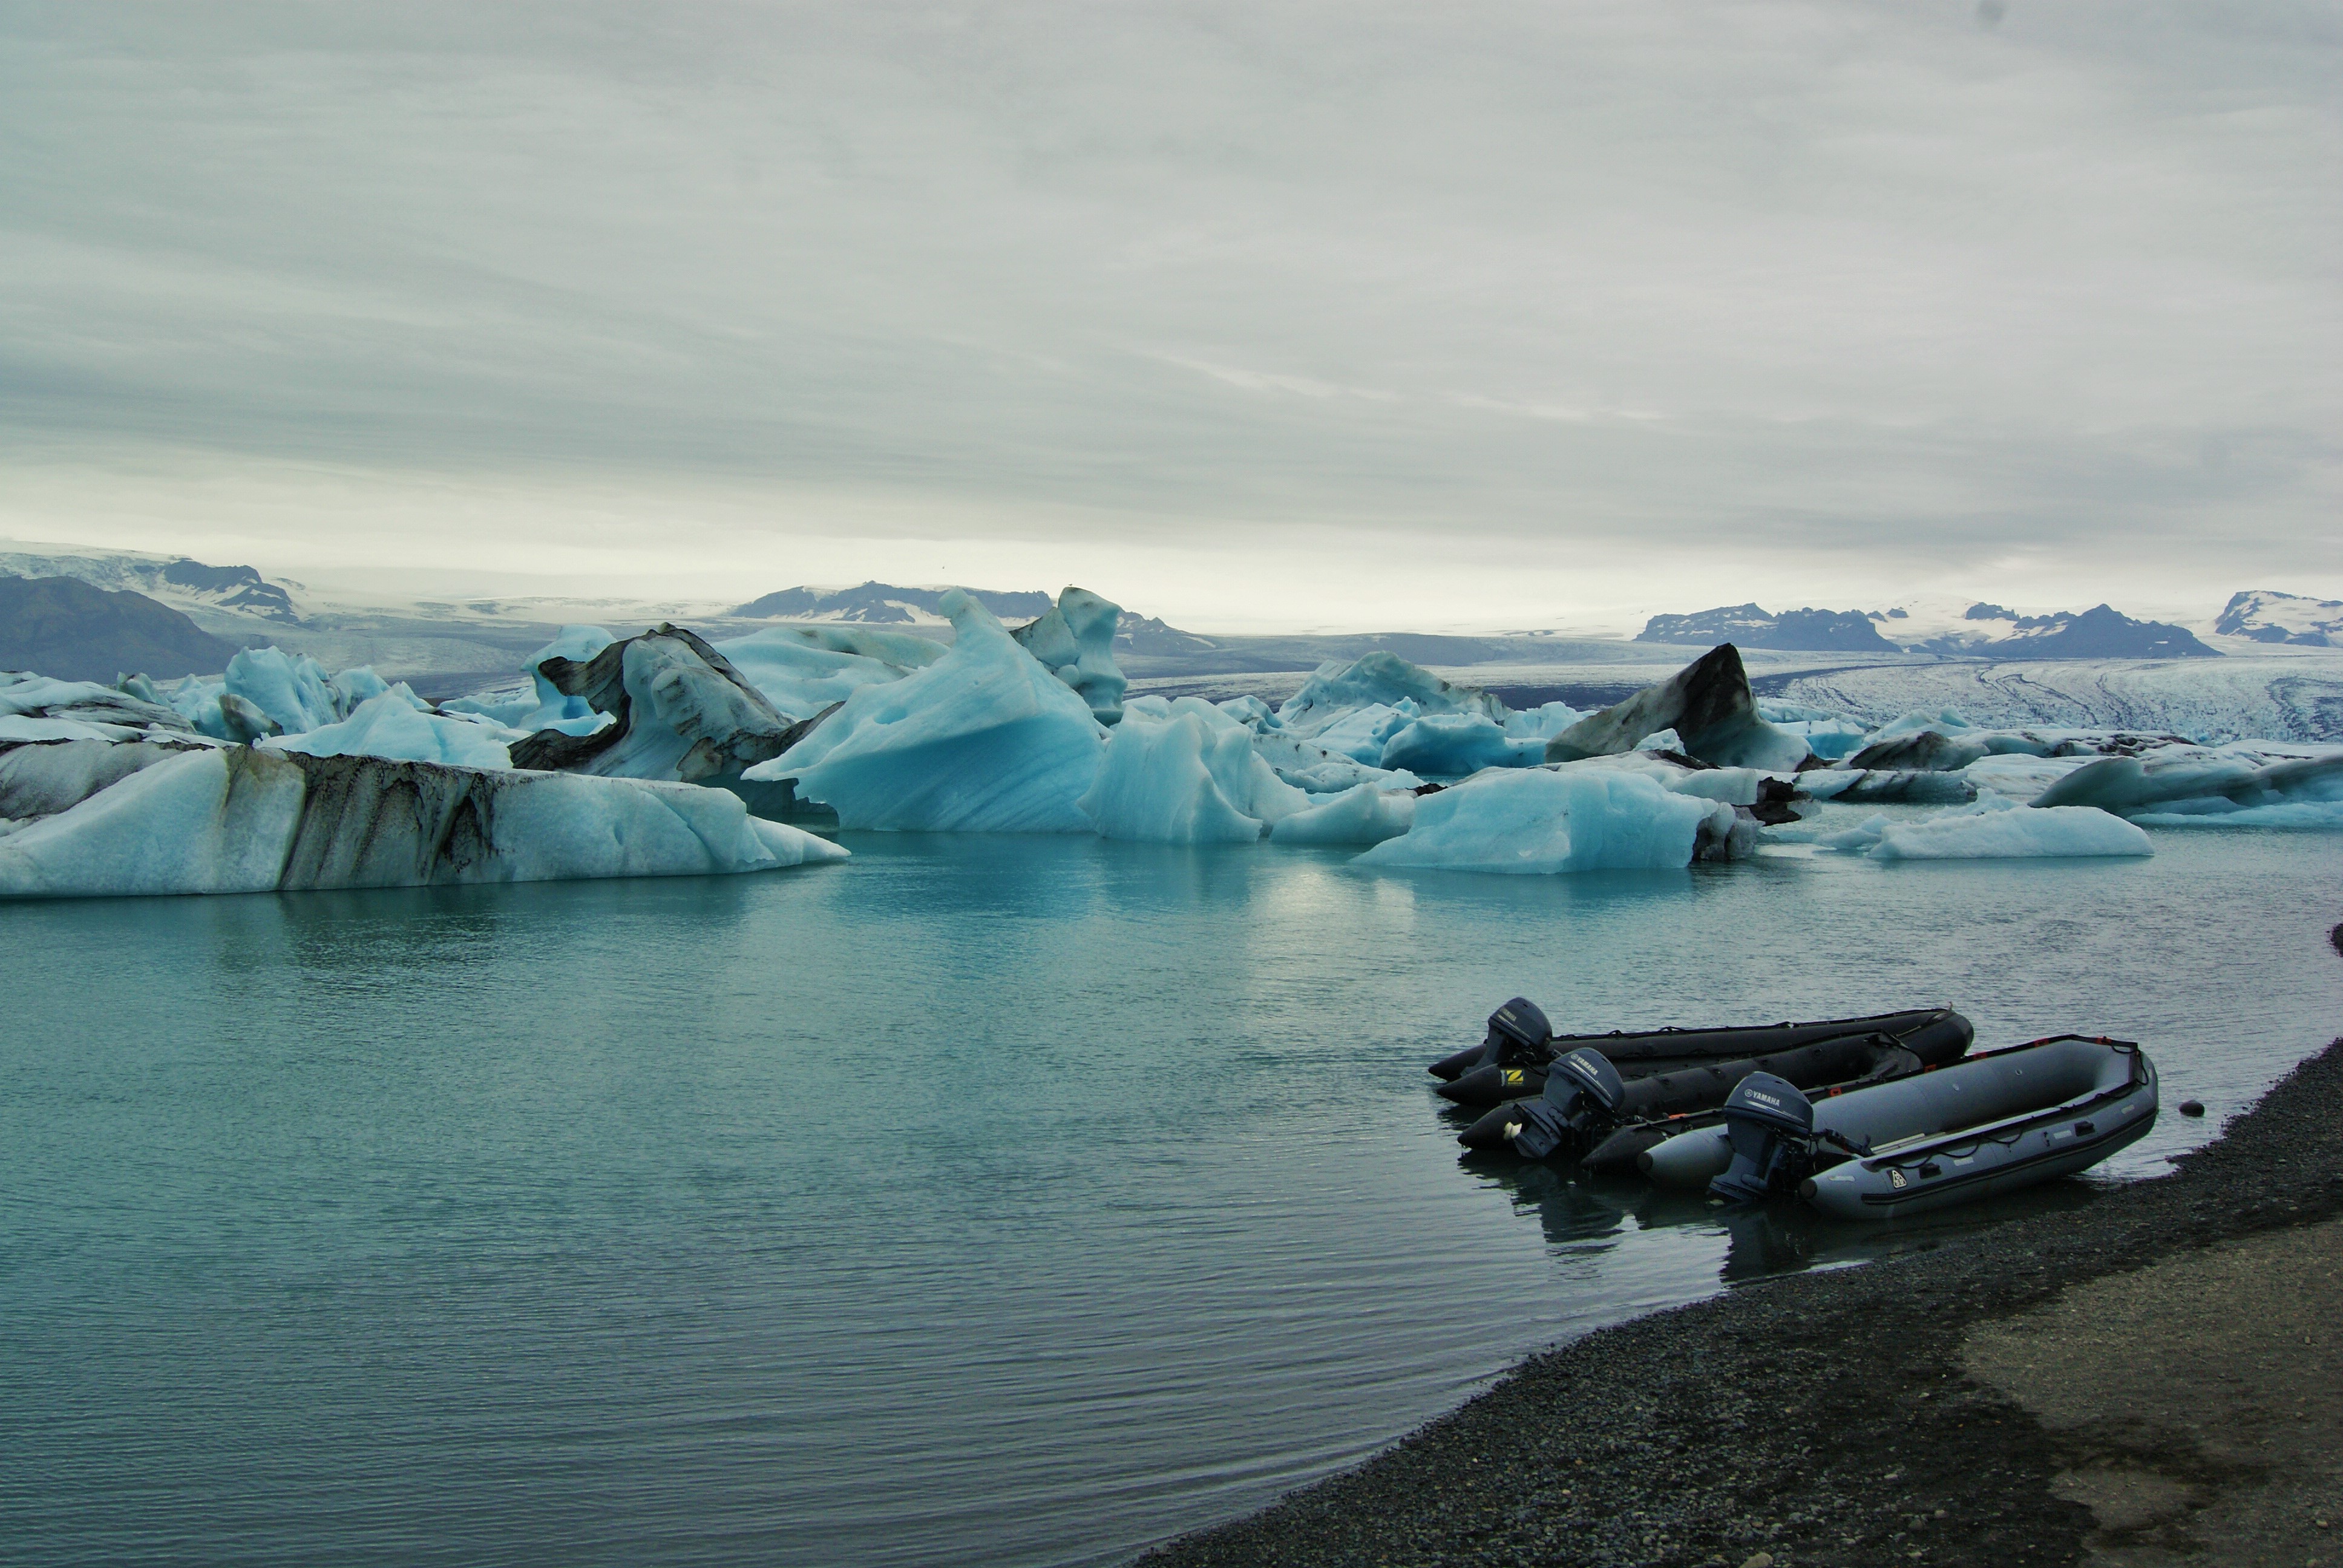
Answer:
[1145,932,2343,1568]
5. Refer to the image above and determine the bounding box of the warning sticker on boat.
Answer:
[1888,1168,1908,1189]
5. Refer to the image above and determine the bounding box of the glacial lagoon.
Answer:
[5,818,2341,1566]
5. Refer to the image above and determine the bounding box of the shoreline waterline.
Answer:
[1141,934,2343,1567]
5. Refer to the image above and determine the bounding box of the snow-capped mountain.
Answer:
[729,581,1055,626]
[2215,590,2343,648]
[0,543,303,624]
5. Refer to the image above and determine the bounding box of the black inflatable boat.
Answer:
[1432,1001,1973,1109]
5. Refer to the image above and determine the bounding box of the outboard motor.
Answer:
[1508,1048,1626,1161]
[1706,1072,1814,1204]
[1429,997,1551,1082]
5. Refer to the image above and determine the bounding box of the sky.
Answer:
[1,1,2337,632]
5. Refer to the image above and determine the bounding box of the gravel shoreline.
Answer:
[1144,958,2343,1567]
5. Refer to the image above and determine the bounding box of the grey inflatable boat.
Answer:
[1639,1035,2158,1219]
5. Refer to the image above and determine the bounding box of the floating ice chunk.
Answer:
[1248,726,1422,794]
[1268,783,1417,846]
[1961,753,2097,799]
[513,626,810,785]
[1309,701,1415,764]
[1502,702,1584,741]
[265,692,518,770]
[0,736,216,822]
[746,590,1107,832]
[2034,746,2343,818]
[1378,713,1545,778]
[1547,645,1810,771]
[716,624,944,722]
[1633,728,1686,753]
[224,647,340,735]
[0,746,845,900]
[2131,800,2343,829]
[1276,654,1502,739]
[1864,707,1975,745]
[1356,767,1719,874]
[1217,695,1282,731]
[3,675,198,740]
[1011,587,1127,724]
[1801,768,1976,805]
[516,626,617,731]
[1867,804,2152,861]
[1079,710,1273,842]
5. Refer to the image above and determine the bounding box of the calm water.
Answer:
[4,820,2341,1566]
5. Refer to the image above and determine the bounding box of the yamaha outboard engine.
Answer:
[1706,1072,1814,1203]
[1429,997,1550,1082]
[1507,1047,1626,1161]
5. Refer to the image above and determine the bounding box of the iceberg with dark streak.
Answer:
[0,746,844,899]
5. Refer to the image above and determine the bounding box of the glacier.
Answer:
[1355,767,1731,875]
[0,745,845,900]
[744,590,1107,832]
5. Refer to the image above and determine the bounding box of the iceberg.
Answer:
[1545,645,1812,772]
[1216,695,1282,731]
[1800,769,1976,805]
[0,745,846,900]
[1078,704,1306,843]
[221,647,340,735]
[2,674,200,743]
[2033,745,2343,820]
[1311,701,1417,764]
[1010,587,1129,725]
[1247,725,1422,794]
[509,625,811,786]
[714,623,945,722]
[1276,653,1504,738]
[1377,713,1545,778]
[1867,804,2154,861]
[744,590,1107,832]
[1267,782,1417,846]
[1503,702,1585,741]
[1355,767,1728,874]
[1,735,215,828]
[265,691,519,771]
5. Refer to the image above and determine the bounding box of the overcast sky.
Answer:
[2,1,2336,630]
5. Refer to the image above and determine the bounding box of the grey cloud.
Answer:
[0,1,2336,608]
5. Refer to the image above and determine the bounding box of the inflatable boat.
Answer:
[1432,1002,1971,1108]
[1455,1028,1951,1157]
[1640,1036,2157,1219]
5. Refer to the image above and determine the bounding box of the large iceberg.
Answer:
[1545,645,1812,771]
[1011,587,1128,725]
[2033,743,2343,820]
[744,590,1107,832]
[713,624,945,722]
[509,625,812,786]
[1276,653,1504,738]
[1078,702,1307,843]
[1355,767,1730,874]
[0,745,846,899]
[1867,804,2153,861]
